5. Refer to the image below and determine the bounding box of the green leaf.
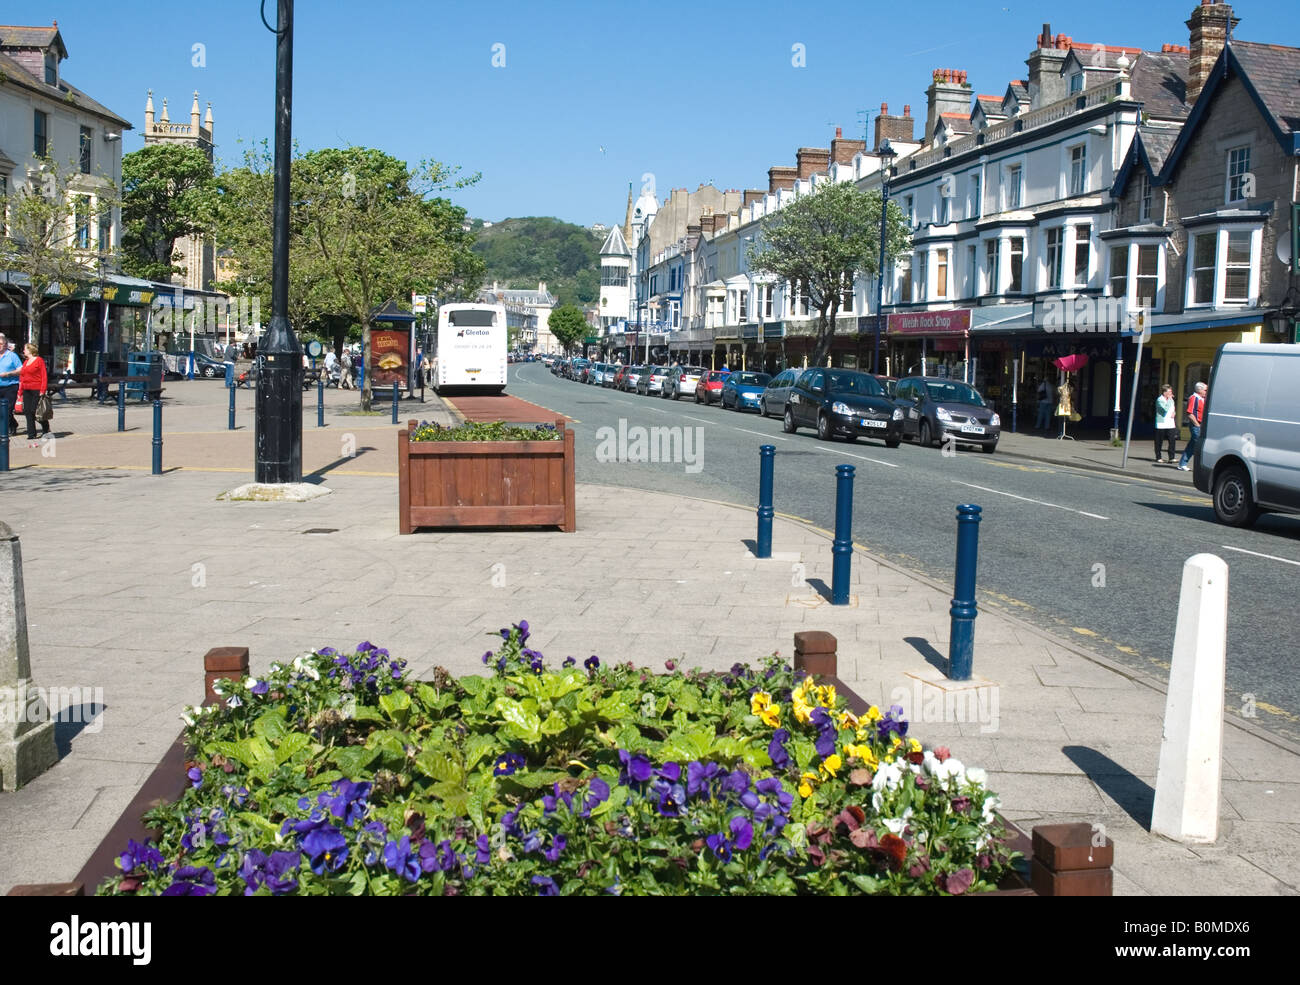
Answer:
[850,874,886,894]
[275,732,310,765]
[466,789,487,833]
[504,769,569,790]
[414,747,463,784]
[462,734,497,772]
[588,782,627,818]
[432,781,469,816]
[539,712,569,736]
[330,745,379,776]
[378,690,411,724]
[458,675,487,696]
[494,697,541,743]
[235,811,280,836]
[252,707,288,743]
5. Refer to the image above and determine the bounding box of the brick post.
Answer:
[204,646,250,705]
[1030,823,1114,896]
[793,631,838,678]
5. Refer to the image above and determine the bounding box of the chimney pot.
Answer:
[904,104,911,116]
[835,126,842,138]
[881,101,888,113]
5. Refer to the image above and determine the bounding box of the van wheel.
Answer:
[1213,465,1259,527]
[783,407,797,434]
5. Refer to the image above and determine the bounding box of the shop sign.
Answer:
[886,308,970,335]
[763,322,785,339]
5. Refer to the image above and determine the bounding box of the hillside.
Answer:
[471,216,602,307]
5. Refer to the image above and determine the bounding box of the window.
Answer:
[1073,228,1091,286]
[915,253,927,302]
[970,174,981,219]
[1191,233,1216,305]
[939,194,950,225]
[1226,146,1251,203]
[44,51,56,85]
[0,174,7,236]
[1135,245,1158,308]
[600,266,628,287]
[764,284,774,319]
[1224,231,1251,301]
[840,273,854,313]
[788,280,809,317]
[1139,174,1153,222]
[1069,144,1087,196]
[899,257,912,302]
[1045,228,1064,288]
[80,127,93,173]
[74,196,91,249]
[739,290,748,322]
[1006,165,1022,209]
[935,249,949,300]
[966,245,977,296]
[904,195,914,228]
[985,239,999,294]
[34,111,48,157]
[1069,72,1084,94]
[1008,237,1024,293]
[1110,245,1128,299]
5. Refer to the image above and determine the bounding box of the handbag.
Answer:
[37,392,53,422]
[13,391,22,414]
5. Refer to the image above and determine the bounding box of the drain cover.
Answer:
[302,528,337,535]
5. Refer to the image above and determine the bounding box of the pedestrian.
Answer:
[340,349,354,389]
[1177,382,1207,471]
[224,339,239,388]
[0,334,20,435]
[324,347,339,387]
[14,343,49,445]
[1035,375,1056,431]
[1154,383,1178,464]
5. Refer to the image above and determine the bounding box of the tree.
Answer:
[0,155,117,342]
[747,181,910,369]
[120,144,218,282]
[547,304,587,352]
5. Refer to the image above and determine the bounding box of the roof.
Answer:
[0,23,66,58]
[598,224,631,258]
[975,95,1003,110]
[1060,44,1145,74]
[938,113,973,135]
[1232,41,1300,139]
[1128,49,1190,121]
[0,50,133,128]
[1111,124,1183,197]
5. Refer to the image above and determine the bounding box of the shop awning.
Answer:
[968,303,1035,334]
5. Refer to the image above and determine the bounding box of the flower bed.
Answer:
[97,624,1020,896]
[398,419,576,533]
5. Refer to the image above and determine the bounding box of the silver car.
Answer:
[894,377,1001,452]
[760,368,799,417]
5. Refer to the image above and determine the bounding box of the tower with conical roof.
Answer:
[598,225,632,331]
[143,90,215,291]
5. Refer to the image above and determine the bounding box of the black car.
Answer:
[893,376,1001,452]
[783,368,903,445]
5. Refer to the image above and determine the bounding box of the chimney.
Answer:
[1187,1,1238,105]
[831,127,867,165]
[743,189,765,208]
[925,69,972,146]
[686,222,702,237]
[1026,23,1071,109]
[795,147,832,181]
[768,165,798,194]
[874,103,916,150]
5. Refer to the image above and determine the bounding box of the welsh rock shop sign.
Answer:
[886,309,970,335]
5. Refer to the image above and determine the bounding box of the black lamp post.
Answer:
[255,0,302,483]
[873,139,895,375]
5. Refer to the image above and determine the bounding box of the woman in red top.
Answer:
[18,342,48,442]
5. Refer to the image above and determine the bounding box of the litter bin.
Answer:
[126,352,165,401]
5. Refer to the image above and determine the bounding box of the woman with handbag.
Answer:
[17,342,49,446]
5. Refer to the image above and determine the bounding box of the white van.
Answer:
[1194,343,1300,527]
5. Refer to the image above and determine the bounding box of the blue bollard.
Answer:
[117,385,126,432]
[152,399,163,475]
[317,375,325,427]
[756,445,775,558]
[949,503,983,680]
[0,397,9,472]
[228,384,236,431]
[391,382,399,424]
[225,361,234,388]
[831,464,855,605]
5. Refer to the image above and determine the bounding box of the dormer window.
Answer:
[1069,72,1084,94]
[44,51,57,85]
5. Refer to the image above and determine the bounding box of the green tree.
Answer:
[0,155,117,341]
[120,144,218,282]
[747,181,910,368]
[547,304,587,352]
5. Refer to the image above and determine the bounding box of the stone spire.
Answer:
[204,101,213,130]
[190,90,201,128]
[159,97,169,123]
[145,89,154,128]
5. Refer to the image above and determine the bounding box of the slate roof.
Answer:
[1138,125,1180,173]
[0,23,66,57]
[1129,49,1190,121]
[938,113,974,135]
[0,50,132,128]
[599,224,631,258]
[1232,40,1300,137]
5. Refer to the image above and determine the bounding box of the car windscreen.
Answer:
[925,381,985,406]
[825,371,883,396]
[706,372,726,381]
[733,373,771,386]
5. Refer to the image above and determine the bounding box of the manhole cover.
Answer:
[302,528,337,535]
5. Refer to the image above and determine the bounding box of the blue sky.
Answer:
[26,0,1299,227]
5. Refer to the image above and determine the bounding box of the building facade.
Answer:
[142,90,215,292]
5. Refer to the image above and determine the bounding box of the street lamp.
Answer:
[873,139,895,375]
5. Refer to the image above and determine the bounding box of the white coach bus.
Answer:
[434,303,507,394]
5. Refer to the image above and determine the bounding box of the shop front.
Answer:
[885,308,972,380]
[1146,314,1263,443]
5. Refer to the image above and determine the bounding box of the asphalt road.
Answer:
[511,362,1300,746]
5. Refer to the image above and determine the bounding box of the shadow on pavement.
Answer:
[1064,745,1154,830]
[903,635,948,675]
[54,703,106,760]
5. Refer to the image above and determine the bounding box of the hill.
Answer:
[471,217,602,307]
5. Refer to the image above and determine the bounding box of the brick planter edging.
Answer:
[8,634,1112,895]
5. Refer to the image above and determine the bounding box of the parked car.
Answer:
[721,371,772,412]
[586,362,609,385]
[665,365,705,400]
[190,351,228,379]
[783,368,902,445]
[760,368,799,417]
[1195,343,1300,527]
[620,365,645,392]
[636,366,664,395]
[571,358,591,382]
[695,370,729,405]
[874,375,900,399]
[893,377,1001,453]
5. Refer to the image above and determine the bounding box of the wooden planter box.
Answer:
[9,634,1113,897]
[398,418,576,534]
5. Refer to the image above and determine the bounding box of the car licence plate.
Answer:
[860,418,886,428]
[960,424,985,434]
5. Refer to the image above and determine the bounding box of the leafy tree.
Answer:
[472,217,602,306]
[0,155,117,341]
[547,304,587,352]
[120,144,218,282]
[747,181,910,368]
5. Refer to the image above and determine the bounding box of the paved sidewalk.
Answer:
[995,428,1201,489]
[0,395,1295,895]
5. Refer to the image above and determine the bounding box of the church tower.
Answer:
[143,90,215,291]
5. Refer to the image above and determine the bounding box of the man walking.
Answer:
[1035,375,1056,431]
[1177,382,1207,471]
[0,335,20,434]
[224,339,239,388]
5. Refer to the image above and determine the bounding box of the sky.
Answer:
[22,0,1300,228]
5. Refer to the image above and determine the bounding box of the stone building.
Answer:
[143,90,215,292]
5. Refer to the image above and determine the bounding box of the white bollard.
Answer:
[1151,553,1228,844]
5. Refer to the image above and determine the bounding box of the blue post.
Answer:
[391,382,399,424]
[317,375,325,427]
[756,445,774,558]
[831,464,855,605]
[949,503,983,680]
[151,399,163,476]
[225,361,234,388]
[117,385,126,432]
[228,384,236,431]
[0,397,9,472]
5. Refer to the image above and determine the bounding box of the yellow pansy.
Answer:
[837,709,859,730]
[844,743,878,768]
[798,772,819,798]
[750,691,781,728]
[907,737,922,754]
[890,733,903,751]
[865,705,883,724]
[820,754,843,778]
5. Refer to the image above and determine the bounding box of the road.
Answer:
[510,361,1300,746]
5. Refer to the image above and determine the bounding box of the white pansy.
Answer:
[934,757,966,787]
[243,676,260,690]
[922,750,938,775]
[982,795,999,824]
[226,695,242,709]
[872,761,904,792]
[210,681,224,696]
[965,767,987,788]
[293,654,321,681]
[180,711,196,727]
[882,808,913,835]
